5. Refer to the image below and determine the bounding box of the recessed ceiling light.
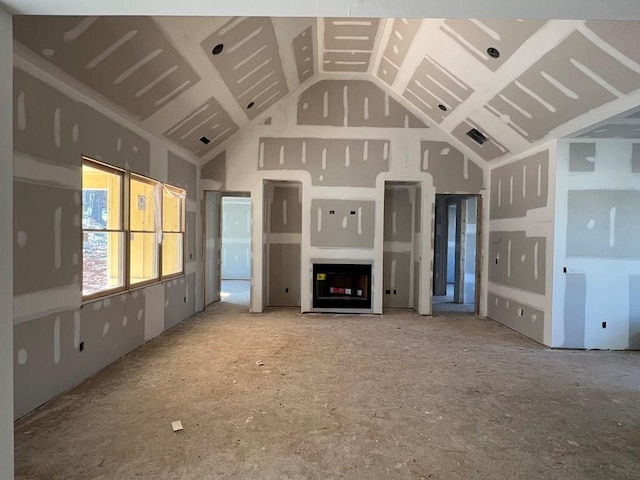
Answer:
[247,102,255,110]
[212,44,224,55]
[487,47,500,59]
[438,104,447,112]
[200,136,211,145]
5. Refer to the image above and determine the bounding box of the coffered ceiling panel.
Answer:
[164,97,238,157]
[13,16,201,119]
[323,52,372,73]
[377,18,422,85]
[441,19,545,71]
[13,14,640,164]
[293,26,314,83]
[403,55,474,124]
[201,17,289,120]
[323,18,380,72]
[585,20,640,65]
[485,31,640,142]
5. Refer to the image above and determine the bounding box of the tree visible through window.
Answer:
[82,162,125,297]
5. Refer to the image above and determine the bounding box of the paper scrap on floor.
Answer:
[171,420,184,432]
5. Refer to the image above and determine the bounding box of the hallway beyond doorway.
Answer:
[221,279,250,307]
[432,283,474,313]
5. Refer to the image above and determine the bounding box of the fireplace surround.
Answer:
[312,262,372,310]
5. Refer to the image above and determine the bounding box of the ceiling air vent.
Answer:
[466,128,488,145]
[200,136,211,145]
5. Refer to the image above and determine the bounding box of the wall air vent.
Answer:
[466,128,488,145]
[200,136,211,145]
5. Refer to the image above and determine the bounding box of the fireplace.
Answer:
[313,263,372,310]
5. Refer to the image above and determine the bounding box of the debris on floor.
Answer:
[256,360,265,366]
[171,420,184,432]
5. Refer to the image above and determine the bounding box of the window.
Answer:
[82,161,125,298]
[82,158,187,299]
[129,175,159,286]
[162,185,186,277]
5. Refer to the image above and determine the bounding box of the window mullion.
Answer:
[124,170,131,292]
[159,183,164,279]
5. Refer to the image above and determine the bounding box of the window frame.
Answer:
[81,157,188,301]
[128,173,161,289]
[81,158,128,301]
[160,183,187,281]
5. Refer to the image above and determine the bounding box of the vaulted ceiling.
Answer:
[12,16,640,165]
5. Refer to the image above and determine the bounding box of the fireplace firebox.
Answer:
[313,263,372,309]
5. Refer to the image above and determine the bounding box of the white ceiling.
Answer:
[8,4,640,165]
[3,0,640,20]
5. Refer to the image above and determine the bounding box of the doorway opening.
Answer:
[221,194,251,306]
[432,194,480,313]
[202,191,251,309]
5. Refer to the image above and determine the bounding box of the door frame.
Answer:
[432,193,482,314]
[202,190,251,308]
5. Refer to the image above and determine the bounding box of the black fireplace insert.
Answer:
[313,263,372,309]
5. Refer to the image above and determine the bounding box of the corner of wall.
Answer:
[551,137,640,350]
[485,140,557,346]
[0,6,14,479]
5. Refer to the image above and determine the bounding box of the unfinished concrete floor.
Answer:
[15,298,640,480]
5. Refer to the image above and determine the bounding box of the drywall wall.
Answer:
[552,139,640,349]
[421,141,484,194]
[204,191,221,305]
[203,77,487,314]
[464,197,478,304]
[201,151,226,191]
[487,144,556,345]
[0,7,14,479]
[266,182,301,307]
[383,185,417,308]
[259,137,390,187]
[412,185,422,312]
[12,56,200,418]
[446,204,456,283]
[221,197,251,280]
